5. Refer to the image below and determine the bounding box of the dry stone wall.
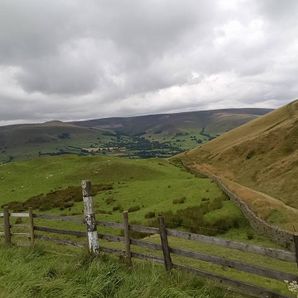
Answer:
[210,174,296,251]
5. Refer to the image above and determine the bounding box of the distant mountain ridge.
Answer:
[74,108,272,135]
[0,108,272,162]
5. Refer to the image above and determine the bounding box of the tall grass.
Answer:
[0,245,242,298]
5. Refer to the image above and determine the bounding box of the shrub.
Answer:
[246,231,254,240]
[63,201,74,209]
[173,197,186,204]
[121,220,151,239]
[97,209,112,215]
[246,150,255,160]
[208,197,223,211]
[149,200,241,236]
[208,216,241,235]
[144,211,155,219]
[2,184,113,212]
[128,205,140,213]
[15,217,23,225]
[158,211,184,229]
[105,197,116,205]
[112,205,123,212]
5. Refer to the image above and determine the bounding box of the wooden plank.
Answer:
[100,246,124,255]
[28,208,34,246]
[82,180,99,254]
[130,239,162,251]
[131,252,164,264]
[170,247,298,282]
[11,212,29,218]
[3,207,11,245]
[167,228,295,262]
[159,216,173,270]
[34,226,86,237]
[173,264,289,298]
[96,221,124,229]
[35,235,84,248]
[123,211,131,265]
[129,224,159,235]
[34,214,83,224]
[98,233,125,243]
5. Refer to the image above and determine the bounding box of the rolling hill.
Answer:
[0,108,271,162]
[175,100,298,231]
[74,108,270,136]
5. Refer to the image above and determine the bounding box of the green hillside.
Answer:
[0,155,296,297]
[175,100,298,231]
[1,156,296,297]
[0,108,271,162]
[0,155,252,238]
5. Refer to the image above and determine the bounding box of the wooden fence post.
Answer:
[82,180,99,254]
[294,234,298,267]
[158,215,173,270]
[28,207,34,246]
[123,211,131,265]
[3,207,11,245]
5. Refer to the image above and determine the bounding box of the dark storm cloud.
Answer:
[0,0,298,124]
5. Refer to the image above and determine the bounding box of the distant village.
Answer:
[81,146,126,153]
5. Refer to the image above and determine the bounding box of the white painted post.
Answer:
[82,180,99,254]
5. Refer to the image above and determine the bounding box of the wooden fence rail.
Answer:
[166,228,296,262]
[0,180,297,298]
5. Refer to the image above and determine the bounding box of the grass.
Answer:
[99,232,296,297]
[0,155,247,232]
[0,154,251,238]
[1,154,293,243]
[0,244,244,298]
[176,100,298,231]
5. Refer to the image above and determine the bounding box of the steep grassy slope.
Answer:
[0,108,270,162]
[175,100,298,230]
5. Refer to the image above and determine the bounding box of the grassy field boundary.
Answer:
[187,167,298,251]
[171,155,298,250]
[0,203,297,298]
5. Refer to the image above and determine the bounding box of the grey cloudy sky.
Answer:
[0,0,298,125]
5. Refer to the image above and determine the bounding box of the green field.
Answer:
[1,154,290,242]
[0,155,296,297]
[0,155,247,233]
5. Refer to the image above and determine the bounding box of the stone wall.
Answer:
[210,174,296,251]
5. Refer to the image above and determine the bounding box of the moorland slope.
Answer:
[175,100,298,230]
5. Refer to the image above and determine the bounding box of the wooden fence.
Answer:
[0,180,297,298]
